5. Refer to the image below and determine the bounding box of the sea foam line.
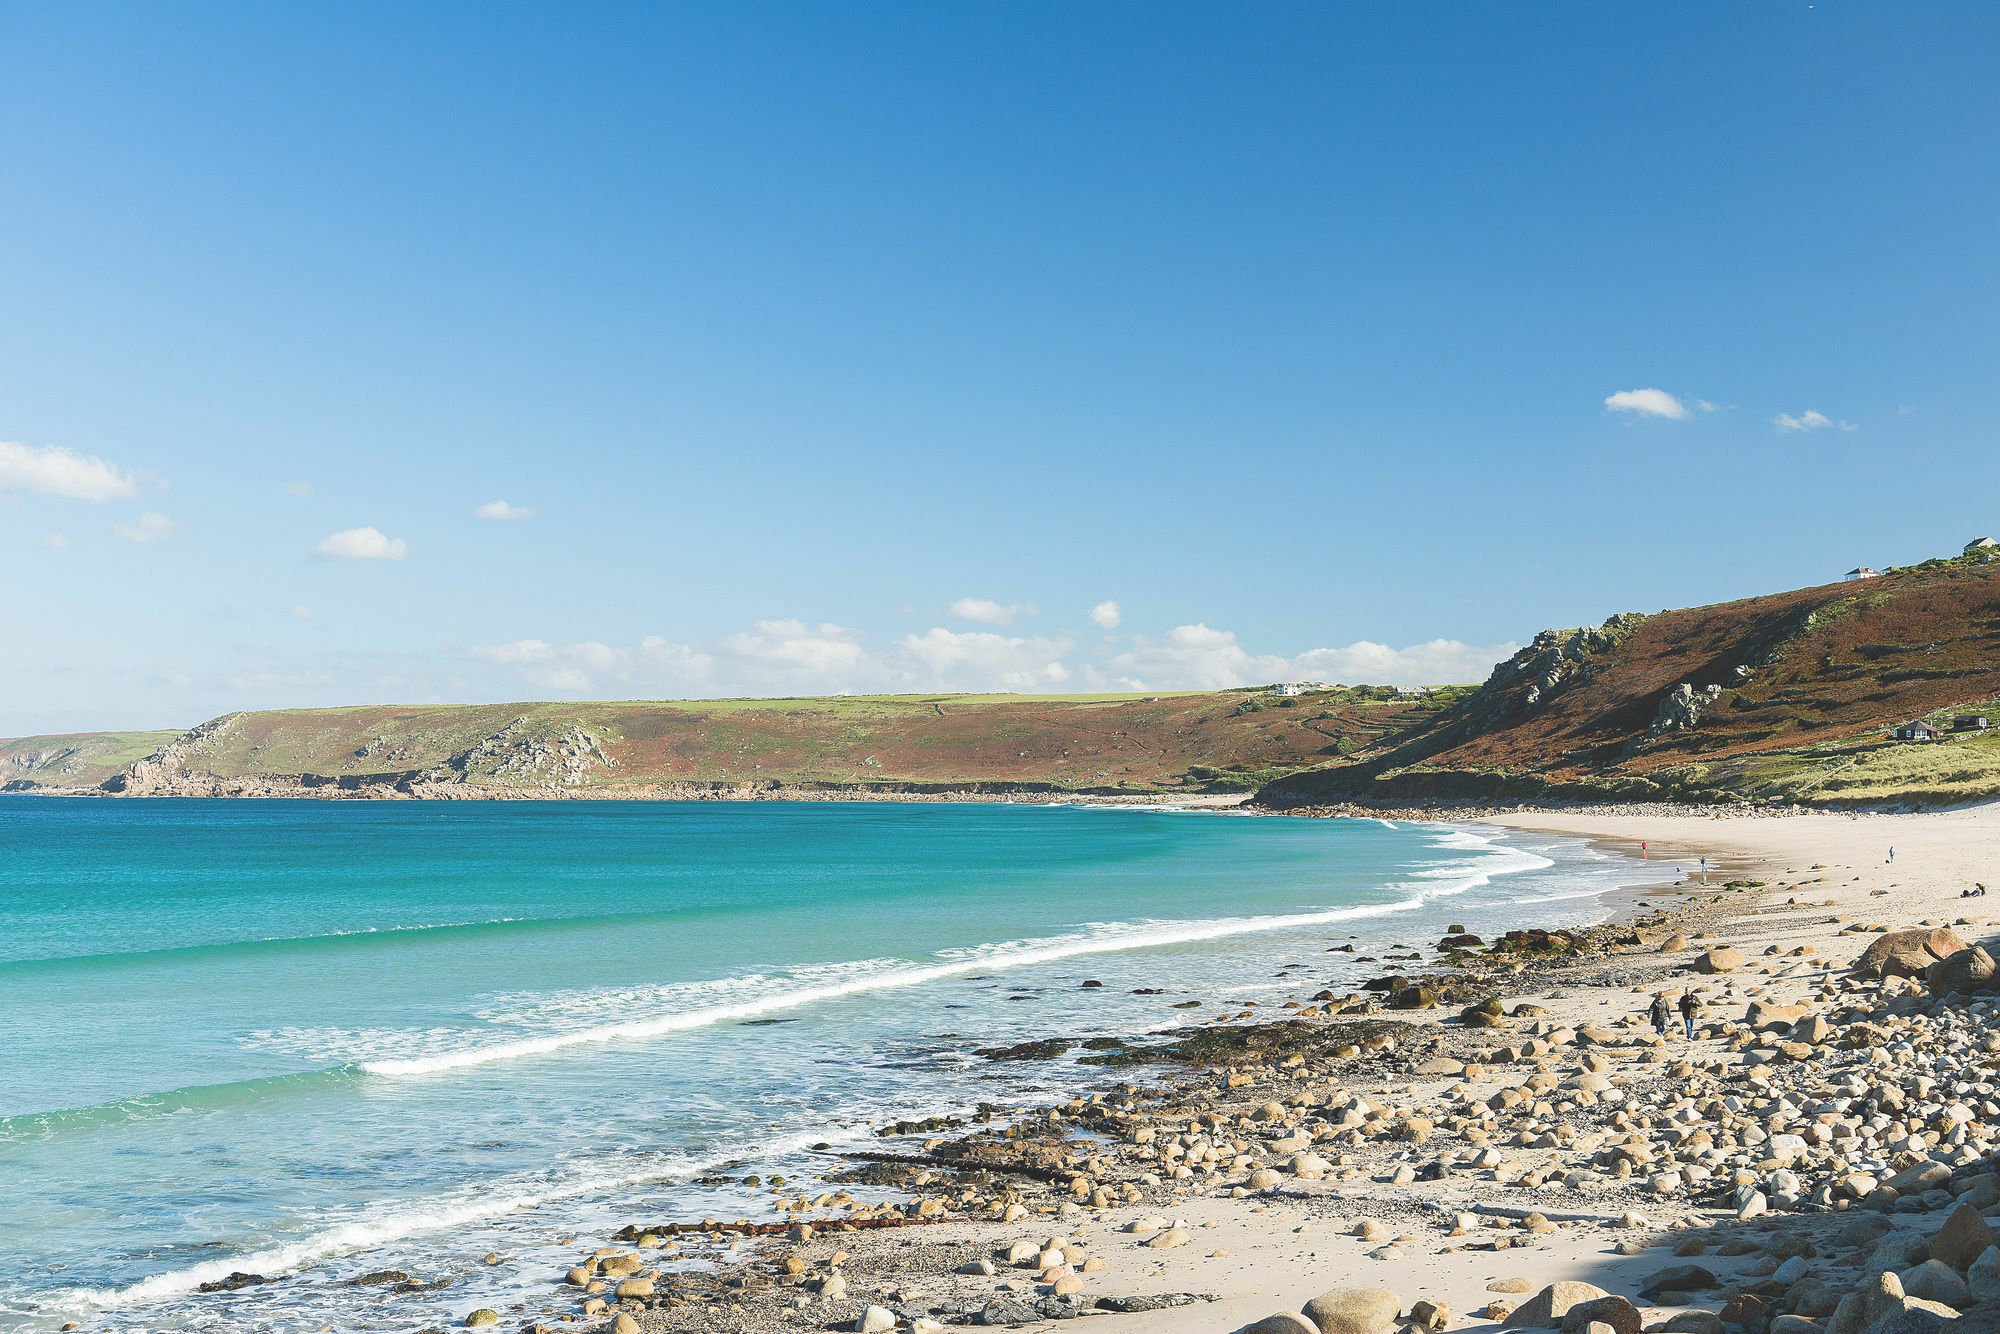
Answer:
[359,898,1426,1075]
[55,1128,838,1313]
[366,825,1543,1077]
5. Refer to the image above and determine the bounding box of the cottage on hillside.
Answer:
[1894,720,1946,741]
[1955,715,1992,732]
[1266,683,1303,697]
[1846,567,1883,581]
[1968,537,1999,560]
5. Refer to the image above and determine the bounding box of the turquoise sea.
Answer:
[0,798,1635,1334]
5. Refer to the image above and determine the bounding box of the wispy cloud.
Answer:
[0,441,140,501]
[1772,409,1856,433]
[114,512,178,543]
[949,597,1034,626]
[1090,600,1122,629]
[475,500,534,520]
[284,481,312,498]
[1603,388,1689,420]
[314,527,407,560]
[43,533,70,550]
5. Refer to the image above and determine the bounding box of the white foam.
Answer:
[359,897,1431,1076]
[57,1128,835,1312]
[355,823,1557,1077]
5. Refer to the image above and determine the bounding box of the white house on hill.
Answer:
[1845,567,1882,581]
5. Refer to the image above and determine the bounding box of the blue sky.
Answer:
[3,3,1997,735]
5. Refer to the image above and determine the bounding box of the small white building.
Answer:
[1845,567,1882,581]
[1967,537,1999,559]
[1266,683,1303,697]
[1894,720,1945,742]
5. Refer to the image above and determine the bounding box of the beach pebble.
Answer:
[1146,1226,1192,1249]
[610,1318,639,1334]
[959,1259,996,1276]
[820,1274,848,1301]
[855,1305,896,1334]
[464,1313,499,1329]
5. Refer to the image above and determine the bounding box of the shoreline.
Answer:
[510,802,2000,1334]
[55,803,2000,1334]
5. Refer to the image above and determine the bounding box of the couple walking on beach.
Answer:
[1650,989,1700,1040]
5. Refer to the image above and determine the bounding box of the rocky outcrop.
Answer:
[1462,615,1647,729]
[1648,683,1724,737]
[103,714,244,793]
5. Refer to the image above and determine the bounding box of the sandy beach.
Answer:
[488,801,2000,1334]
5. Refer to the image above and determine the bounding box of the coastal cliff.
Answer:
[1260,556,2000,810]
[2,689,1444,800]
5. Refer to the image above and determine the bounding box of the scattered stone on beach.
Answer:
[1503,1282,1609,1328]
[1300,1287,1401,1334]
[463,1312,498,1328]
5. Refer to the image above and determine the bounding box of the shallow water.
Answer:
[0,797,1633,1333]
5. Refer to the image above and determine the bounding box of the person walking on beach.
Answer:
[1889,847,1896,864]
[1678,989,1700,1040]
[1648,992,1672,1037]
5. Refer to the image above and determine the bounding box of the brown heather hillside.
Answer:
[4,688,1449,799]
[1261,556,2000,809]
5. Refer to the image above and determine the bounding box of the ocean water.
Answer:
[0,798,1636,1334]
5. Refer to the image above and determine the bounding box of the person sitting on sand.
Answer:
[1648,992,1672,1037]
[1678,989,1701,1040]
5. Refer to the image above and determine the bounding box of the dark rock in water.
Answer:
[347,1270,410,1286]
[972,1038,1074,1061]
[393,1279,452,1293]
[198,1272,275,1293]
[1131,988,1163,994]
[1080,980,1103,988]
[1080,1037,1124,1050]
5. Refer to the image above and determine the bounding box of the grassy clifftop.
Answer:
[1261,554,2000,809]
[11,687,1450,798]
[0,730,184,789]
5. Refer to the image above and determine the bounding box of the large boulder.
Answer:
[1855,929,1970,980]
[1832,1272,1905,1334]
[1560,1296,1643,1334]
[1900,1261,1972,1310]
[1657,1314,1724,1334]
[1504,1283,1608,1328]
[1970,1247,2000,1304]
[1928,947,1999,998]
[1301,1289,1402,1334]
[1244,1317,1322,1334]
[1693,948,1745,975]
[1932,1203,1999,1271]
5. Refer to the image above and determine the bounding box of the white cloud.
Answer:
[1772,409,1856,433]
[1090,600,1122,629]
[1603,388,1689,420]
[1090,624,1518,693]
[948,597,1033,626]
[314,527,407,560]
[469,615,1515,700]
[290,604,312,620]
[476,500,534,520]
[896,628,1076,691]
[114,512,178,543]
[1694,399,1723,413]
[284,481,312,498]
[0,440,139,501]
[43,533,69,550]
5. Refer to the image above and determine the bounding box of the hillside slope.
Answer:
[1262,556,2000,809]
[7,688,1448,799]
